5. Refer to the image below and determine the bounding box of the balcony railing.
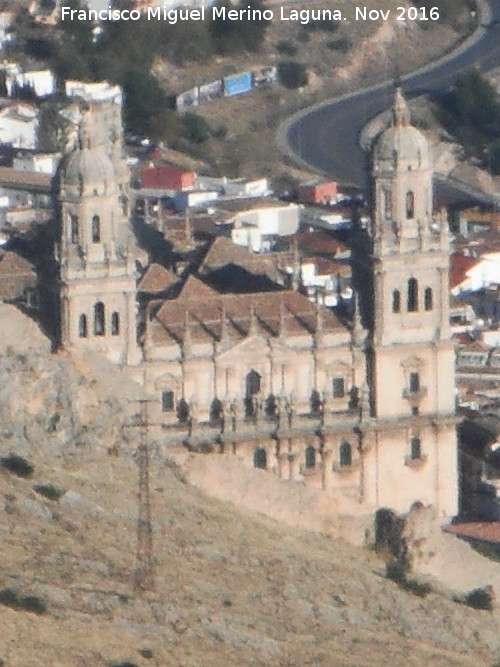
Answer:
[332,459,360,473]
[402,387,428,401]
[404,453,428,468]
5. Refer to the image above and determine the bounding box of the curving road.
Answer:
[284,0,500,194]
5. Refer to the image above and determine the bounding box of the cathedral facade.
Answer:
[55,89,458,519]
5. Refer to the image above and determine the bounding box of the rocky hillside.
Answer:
[0,305,499,666]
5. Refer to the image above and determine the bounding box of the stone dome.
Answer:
[373,88,429,172]
[60,145,116,190]
[59,108,117,197]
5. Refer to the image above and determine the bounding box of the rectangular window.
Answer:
[410,437,421,460]
[161,390,174,412]
[70,214,79,244]
[409,372,420,393]
[332,377,345,398]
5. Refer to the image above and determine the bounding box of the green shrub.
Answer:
[33,483,66,501]
[404,578,432,598]
[463,587,494,611]
[20,596,47,615]
[276,40,298,56]
[434,70,500,164]
[181,113,213,144]
[278,61,308,90]
[0,589,18,609]
[0,588,46,615]
[386,560,431,597]
[326,37,351,53]
[386,559,408,584]
[303,18,340,32]
[0,454,34,478]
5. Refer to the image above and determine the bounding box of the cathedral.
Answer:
[55,88,458,519]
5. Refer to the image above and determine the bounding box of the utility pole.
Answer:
[124,398,155,592]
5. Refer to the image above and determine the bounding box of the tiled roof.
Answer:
[201,236,255,270]
[459,340,490,353]
[200,237,288,285]
[0,249,36,299]
[450,253,479,290]
[453,332,475,345]
[150,289,346,347]
[444,521,500,545]
[294,230,346,256]
[138,263,178,293]
[0,166,52,192]
[140,164,195,190]
[179,275,218,299]
[307,256,350,276]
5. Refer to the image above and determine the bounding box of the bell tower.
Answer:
[58,107,141,366]
[362,88,457,517]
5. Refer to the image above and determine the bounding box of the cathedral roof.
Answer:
[149,290,346,347]
[372,87,429,171]
[201,236,254,270]
[179,275,218,299]
[138,263,178,293]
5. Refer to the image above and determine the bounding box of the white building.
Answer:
[13,151,61,176]
[0,101,38,149]
[0,64,55,98]
[65,80,123,106]
[230,202,301,252]
[452,252,500,295]
[0,11,14,49]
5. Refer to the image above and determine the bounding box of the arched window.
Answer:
[407,278,418,312]
[177,398,189,423]
[254,448,267,469]
[245,369,261,418]
[94,302,105,336]
[410,437,421,460]
[246,369,261,397]
[305,446,316,469]
[392,289,401,313]
[111,311,120,336]
[265,394,277,417]
[210,398,223,423]
[161,391,174,412]
[310,389,322,414]
[406,191,415,219]
[78,314,87,338]
[424,287,433,311]
[92,215,101,243]
[70,214,79,244]
[332,377,345,398]
[339,441,352,467]
[409,372,420,393]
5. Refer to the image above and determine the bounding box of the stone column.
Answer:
[321,450,334,491]
[265,440,278,474]
[277,448,287,479]
[288,452,299,481]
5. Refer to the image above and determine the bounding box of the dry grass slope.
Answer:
[1,448,499,666]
